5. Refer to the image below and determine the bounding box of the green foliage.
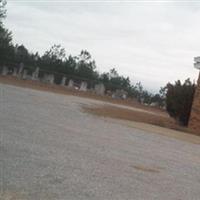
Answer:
[75,50,97,80]
[163,79,195,126]
[43,44,66,62]
[0,1,14,64]
[0,26,13,64]
[99,68,131,92]
[0,0,6,23]
[151,93,164,107]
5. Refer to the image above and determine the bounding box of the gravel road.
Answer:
[0,83,200,200]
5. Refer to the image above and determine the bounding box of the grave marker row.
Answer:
[1,65,106,95]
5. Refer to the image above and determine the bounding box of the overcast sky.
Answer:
[5,0,200,92]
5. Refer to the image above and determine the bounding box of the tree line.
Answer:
[0,0,197,126]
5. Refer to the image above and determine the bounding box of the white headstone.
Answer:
[1,66,9,76]
[12,68,17,76]
[122,93,127,100]
[94,83,105,96]
[43,74,54,84]
[18,63,24,75]
[112,89,127,100]
[68,79,74,88]
[49,74,54,84]
[22,69,28,79]
[17,63,24,78]
[79,81,87,91]
[32,67,40,80]
[61,76,67,86]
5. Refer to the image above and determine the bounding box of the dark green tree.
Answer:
[0,0,6,24]
[151,93,165,107]
[0,0,14,65]
[39,44,66,72]
[63,55,77,75]
[164,79,195,126]
[43,44,66,62]
[76,50,97,80]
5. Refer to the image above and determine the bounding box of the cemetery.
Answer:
[0,64,131,99]
[2,60,200,136]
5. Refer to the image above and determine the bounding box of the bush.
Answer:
[164,79,195,126]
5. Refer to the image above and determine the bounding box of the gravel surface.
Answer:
[1,84,200,200]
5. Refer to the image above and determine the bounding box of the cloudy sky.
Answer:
[5,0,200,92]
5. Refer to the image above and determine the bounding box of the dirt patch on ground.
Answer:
[83,105,200,144]
[83,105,179,130]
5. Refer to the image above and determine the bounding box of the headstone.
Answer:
[17,63,24,78]
[94,83,105,96]
[112,89,128,100]
[22,69,28,79]
[12,68,17,76]
[111,93,116,99]
[150,102,159,107]
[18,63,24,75]
[1,66,9,76]
[61,76,67,86]
[32,67,39,80]
[122,93,127,100]
[49,74,54,84]
[106,90,112,96]
[43,74,54,84]
[68,79,74,88]
[79,81,87,91]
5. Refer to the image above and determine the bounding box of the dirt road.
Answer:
[1,83,200,200]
